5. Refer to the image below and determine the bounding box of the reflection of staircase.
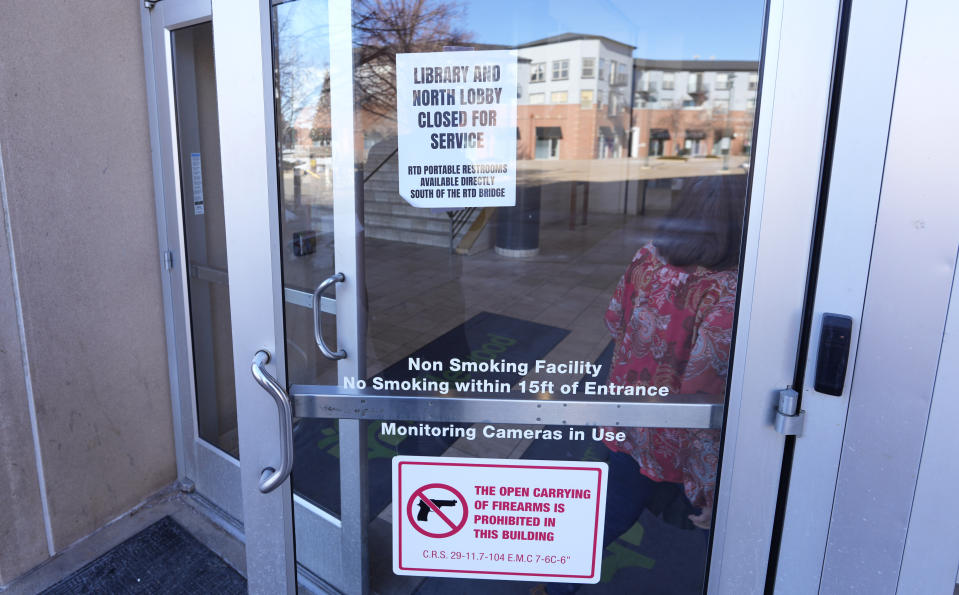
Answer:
[363,139,486,250]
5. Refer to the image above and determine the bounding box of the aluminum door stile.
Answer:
[140,0,214,499]
[328,0,370,593]
[898,254,959,594]
[773,0,907,591]
[706,0,843,592]
[211,1,295,593]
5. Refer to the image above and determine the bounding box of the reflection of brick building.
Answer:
[515,34,635,160]
[300,35,760,163]
[503,35,760,161]
[632,59,759,159]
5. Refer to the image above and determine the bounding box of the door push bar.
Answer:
[251,350,294,493]
[314,273,346,360]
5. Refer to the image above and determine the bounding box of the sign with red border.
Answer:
[393,456,608,583]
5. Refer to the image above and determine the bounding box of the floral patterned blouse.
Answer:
[604,243,737,509]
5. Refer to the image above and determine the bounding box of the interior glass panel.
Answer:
[171,22,239,457]
[271,0,344,517]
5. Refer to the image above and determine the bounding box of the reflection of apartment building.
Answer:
[633,59,759,159]
[511,34,759,161]
[301,35,760,163]
[515,34,635,160]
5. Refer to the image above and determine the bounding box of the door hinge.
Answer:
[162,250,174,271]
[775,388,805,436]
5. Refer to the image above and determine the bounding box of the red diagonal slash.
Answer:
[419,493,458,530]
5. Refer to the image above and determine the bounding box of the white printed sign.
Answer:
[393,456,607,583]
[190,152,204,215]
[396,50,518,209]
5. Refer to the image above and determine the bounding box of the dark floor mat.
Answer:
[42,517,245,595]
[290,311,570,516]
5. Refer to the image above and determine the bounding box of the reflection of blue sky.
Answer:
[276,0,764,119]
[276,0,330,125]
[464,0,764,60]
[282,0,763,62]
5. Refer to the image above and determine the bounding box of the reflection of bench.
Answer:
[569,181,589,229]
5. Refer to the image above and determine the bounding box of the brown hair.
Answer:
[653,175,747,270]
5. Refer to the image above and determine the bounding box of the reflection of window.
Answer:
[598,58,606,81]
[551,91,568,103]
[529,93,545,104]
[662,72,675,90]
[531,63,545,83]
[715,73,730,90]
[746,96,757,110]
[552,60,569,80]
[581,57,595,78]
[748,73,759,90]
[637,72,649,91]
[535,127,562,159]
[688,72,704,92]
[580,89,594,108]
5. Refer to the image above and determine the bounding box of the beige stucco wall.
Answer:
[0,189,50,584]
[0,0,175,583]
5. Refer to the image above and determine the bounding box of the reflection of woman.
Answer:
[602,175,744,532]
[544,175,744,595]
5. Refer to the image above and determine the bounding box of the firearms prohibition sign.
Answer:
[407,483,468,538]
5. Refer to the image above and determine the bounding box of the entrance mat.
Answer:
[42,517,245,595]
[291,311,570,517]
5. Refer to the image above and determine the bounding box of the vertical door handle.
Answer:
[314,273,346,360]
[251,350,294,493]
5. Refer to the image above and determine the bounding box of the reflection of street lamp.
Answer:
[722,73,736,171]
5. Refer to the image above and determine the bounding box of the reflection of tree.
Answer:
[309,72,332,149]
[653,102,713,155]
[661,102,685,154]
[274,10,328,152]
[352,0,473,122]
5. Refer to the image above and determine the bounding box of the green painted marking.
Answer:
[367,421,406,460]
[600,522,655,583]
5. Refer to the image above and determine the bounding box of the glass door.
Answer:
[212,0,846,593]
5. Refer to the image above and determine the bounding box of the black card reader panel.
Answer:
[814,314,853,396]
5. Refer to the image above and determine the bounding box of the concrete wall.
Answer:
[0,0,175,585]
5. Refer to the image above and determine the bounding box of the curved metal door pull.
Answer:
[314,272,346,360]
[251,350,294,493]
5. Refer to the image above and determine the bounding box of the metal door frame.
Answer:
[773,0,907,590]
[814,0,959,591]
